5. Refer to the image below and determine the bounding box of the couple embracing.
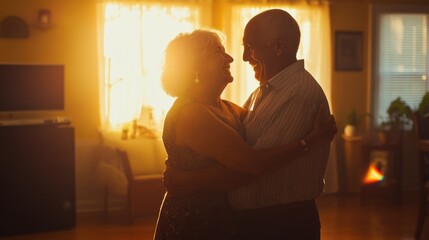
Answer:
[154,9,336,240]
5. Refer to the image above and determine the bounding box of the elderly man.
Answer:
[229,9,331,239]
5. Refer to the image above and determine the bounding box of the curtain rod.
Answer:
[228,0,330,4]
[97,0,329,3]
[97,0,207,3]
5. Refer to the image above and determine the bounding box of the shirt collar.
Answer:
[266,59,305,90]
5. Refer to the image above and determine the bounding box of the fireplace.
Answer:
[361,142,402,205]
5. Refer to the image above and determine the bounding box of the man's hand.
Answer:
[306,104,337,145]
[163,164,198,197]
[163,159,259,195]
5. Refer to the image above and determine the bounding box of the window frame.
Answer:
[371,4,429,127]
[97,1,211,130]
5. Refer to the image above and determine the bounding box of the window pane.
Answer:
[103,3,200,128]
[374,13,428,124]
[379,14,427,73]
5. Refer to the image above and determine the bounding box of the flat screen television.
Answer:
[0,64,64,112]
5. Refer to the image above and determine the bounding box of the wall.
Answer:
[0,0,103,211]
[0,0,99,139]
[0,0,100,139]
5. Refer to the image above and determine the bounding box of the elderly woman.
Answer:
[154,29,335,239]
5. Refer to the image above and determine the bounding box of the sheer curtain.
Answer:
[223,1,332,106]
[97,1,205,130]
[223,1,337,192]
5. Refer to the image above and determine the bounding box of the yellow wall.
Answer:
[331,0,369,130]
[0,0,99,140]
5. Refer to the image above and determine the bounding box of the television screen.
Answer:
[0,64,64,112]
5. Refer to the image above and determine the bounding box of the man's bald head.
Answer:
[246,9,301,58]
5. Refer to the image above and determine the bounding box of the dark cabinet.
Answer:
[0,124,75,236]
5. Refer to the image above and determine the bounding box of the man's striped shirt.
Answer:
[228,60,331,210]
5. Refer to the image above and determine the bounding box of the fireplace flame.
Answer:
[363,163,384,184]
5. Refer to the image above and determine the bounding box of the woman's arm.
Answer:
[163,163,256,196]
[165,104,335,195]
[175,103,336,176]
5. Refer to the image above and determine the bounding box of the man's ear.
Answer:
[274,38,285,56]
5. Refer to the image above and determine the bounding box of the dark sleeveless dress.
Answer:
[154,97,245,240]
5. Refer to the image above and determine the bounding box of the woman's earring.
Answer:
[194,72,200,84]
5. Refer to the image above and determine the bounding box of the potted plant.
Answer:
[414,92,429,138]
[379,97,413,143]
[383,97,413,130]
[417,92,429,116]
[344,108,368,137]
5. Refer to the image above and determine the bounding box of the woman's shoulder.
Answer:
[169,97,198,114]
[166,97,211,122]
[163,97,210,145]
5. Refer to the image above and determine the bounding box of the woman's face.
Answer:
[198,40,234,86]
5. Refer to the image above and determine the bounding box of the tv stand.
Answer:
[0,116,71,126]
[0,124,75,236]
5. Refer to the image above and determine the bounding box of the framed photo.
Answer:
[335,31,363,71]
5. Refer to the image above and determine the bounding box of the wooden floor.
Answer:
[1,191,427,240]
[318,192,426,240]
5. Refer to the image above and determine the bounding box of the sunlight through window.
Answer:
[102,3,200,130]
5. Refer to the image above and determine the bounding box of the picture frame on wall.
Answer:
[335,31,363,71]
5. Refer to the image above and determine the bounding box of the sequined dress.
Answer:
[154,97,245,240]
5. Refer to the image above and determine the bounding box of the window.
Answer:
[98,2,204,130]
[372,5,429,126]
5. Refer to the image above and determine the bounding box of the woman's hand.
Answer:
[305,104,337,146]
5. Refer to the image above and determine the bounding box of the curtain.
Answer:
[97,1,203,130]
